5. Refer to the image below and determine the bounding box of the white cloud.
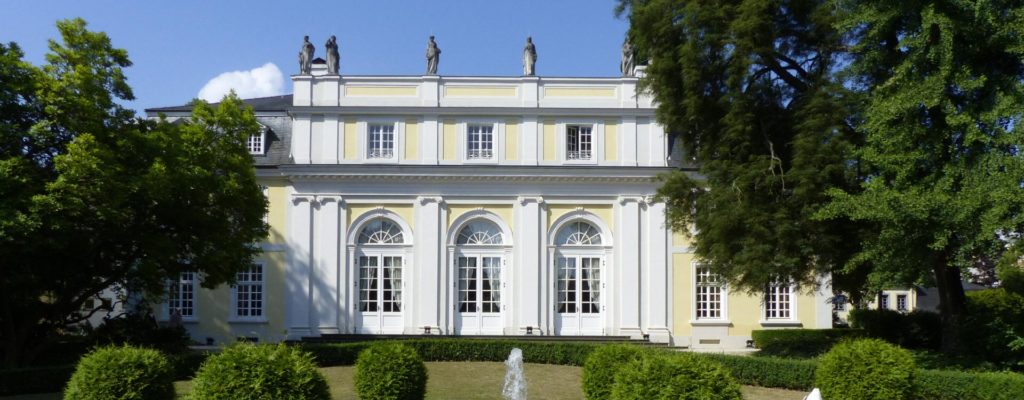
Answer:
[197,63,284,102]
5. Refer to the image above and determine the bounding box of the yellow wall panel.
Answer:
[191,250,287,344]
[544,87,616,97]
[345,86,417,96]
[542,120,556,161]
[446,205,515,235]
[445,86,517,97]
[404,118,419,160]
[505,120,519,161]
[673,253,694,336]
[797,288,816,328]
[727,291,766,336]
[604,121,618,162]
[263,182,288,245]
[442,120,457,161]
[343,119,357,160]
[672,230,693,248]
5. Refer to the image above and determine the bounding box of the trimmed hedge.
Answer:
[189,343,329,400]
[63,345,175,400]
[582,344,647,400]
[698,353,816,390]
[915,369,1024,400]
[815,339,915,400]
[355,343,428,400]
[751,328,865,358]
[300,339,597,367]
[850,309,941,350]
[610,352,742,400]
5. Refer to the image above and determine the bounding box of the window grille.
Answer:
[367,124,395,159]
[566,125,593,160]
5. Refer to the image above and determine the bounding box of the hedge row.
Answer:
[0,351,210,396]
[751,328,865,358]
[915,369,1024,400]
[698,353,817,390]
[300,339,597,367]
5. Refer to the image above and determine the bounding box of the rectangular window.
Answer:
[234,264,264,318]
[466,124,494,160]
[367,124,395,159]
[879,294,889,310]
[764,279,792,320]
[168,271,196,318]
[247,132,265,155]
[896,294,907,311]
[695,264,724,319]
[566,125,593,160]
[833,294,847,311]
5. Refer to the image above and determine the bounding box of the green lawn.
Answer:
[4,362,807,399]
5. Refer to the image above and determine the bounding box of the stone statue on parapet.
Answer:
[299,35,315,74]
[326,35,340,75]
[426,36,441,75]
[621,39,635,77]
[523,37,537,76]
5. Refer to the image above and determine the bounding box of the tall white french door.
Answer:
[355,254,403,334]
[555,254,603,335]
[454,254,503,335]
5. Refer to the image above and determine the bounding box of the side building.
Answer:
[146,61,832,349]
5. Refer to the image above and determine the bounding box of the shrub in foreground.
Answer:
[611,352,742,400]
[355,342,428,400]
[849,308,941,350]
[815,338,915,400]
[189,343,329,400]
[63,345,174,400]
[582,344,647,400]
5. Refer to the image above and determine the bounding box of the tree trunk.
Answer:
[933,254,968,354]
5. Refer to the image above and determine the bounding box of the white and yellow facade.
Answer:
[147,61,832,348]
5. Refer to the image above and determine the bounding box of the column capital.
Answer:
[517,196,545,206]
[617,195,644,205]
[417,195,444,206]
[291,194,315,205]
[316,195,344,206]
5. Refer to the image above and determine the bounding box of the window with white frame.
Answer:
[879,294,889,310]
[367,123,395,159]
[764,278,793,320]
[896,294,907,311]
[234,264,264,319]
[247,128,266,155]
[466,124,494,160]
[694,264,725,320]
[833,294,847,311]
[168,271,196,319]
[566,125,593,160]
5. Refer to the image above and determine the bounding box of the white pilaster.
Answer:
[649,122,667,167]
[516,196,544,333]
[312,196,343,334]
[292,75,312,106]
[620,117,637,166]
[421,75,440,107]
[286,194,314,339]
[292,117,312,164]
[415,196,443,333]
[644,199,670,342]
[321,115,339,164]
[314,75,340,106]
[521,76,539,108]
[815,273,833,328]
[521,116,539,165]
[617,196,642,338]
[422,115,439,164]
[620,77,638,108]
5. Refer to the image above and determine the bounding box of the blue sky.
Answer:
[2,0,630,114]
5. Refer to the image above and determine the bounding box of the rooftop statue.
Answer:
[523,37,537,76]
[325,35,340,75]
[299,35,314,75]
[426,36,441,75]
[621,40,635,77]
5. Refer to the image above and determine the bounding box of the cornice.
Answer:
[287,106,656,117]
[272,165,671,184]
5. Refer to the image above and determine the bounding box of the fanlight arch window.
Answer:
[357,218,405,244]
[456,220,504,245]
[555,221,602,246]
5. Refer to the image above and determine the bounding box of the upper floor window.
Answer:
[833,294,848,311]
[367,123,395,159]
[896,294,907,311]
[879,294,890,310]
[466,124,494,160]
[764,278,793,320]
[695,264,725,320]
[566,125,593,161]
[233,264,264,319]
[247,131,265,155]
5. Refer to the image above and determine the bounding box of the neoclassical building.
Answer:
[147,58,832,348]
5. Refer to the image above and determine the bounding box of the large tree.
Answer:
[821,0,1024,352]
[618,0,868,296]
[0,19,268,367]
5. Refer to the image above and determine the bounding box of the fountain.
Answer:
[502,348,527,400]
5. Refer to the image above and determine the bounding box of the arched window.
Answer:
[555,221,602,246]
[358,218,404,244]
[456,220,504,245]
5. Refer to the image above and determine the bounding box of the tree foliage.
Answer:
[820,0,1024,352]
[0,18,267,367]
[619,0,867,294]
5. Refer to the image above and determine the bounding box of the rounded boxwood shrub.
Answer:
[189,343,329,400]
[815,338,915,400]
[582,344,646,400]
[610,352,742,400]
[354,342,428,400]
[63,345,174,400]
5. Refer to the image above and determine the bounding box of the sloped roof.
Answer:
[145,94,293,114]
